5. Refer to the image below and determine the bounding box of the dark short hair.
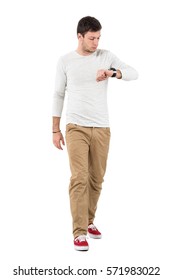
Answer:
[77,16,102,37]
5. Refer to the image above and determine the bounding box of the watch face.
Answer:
[109,68,117,77]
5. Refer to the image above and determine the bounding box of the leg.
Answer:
[66,124,91,238]
[88,127,111,225]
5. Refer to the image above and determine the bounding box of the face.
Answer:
[78,31,101,54]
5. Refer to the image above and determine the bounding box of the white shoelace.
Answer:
[88,224,97,230]
[75,235,87,242]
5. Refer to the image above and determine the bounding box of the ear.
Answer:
[77,33,83,40]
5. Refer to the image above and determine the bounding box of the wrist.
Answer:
[108,68,117,77]
[116,69,122,79]
[52,130,61,133]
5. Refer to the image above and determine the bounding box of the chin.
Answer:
[85,49,94,53]
[90,48,97,52]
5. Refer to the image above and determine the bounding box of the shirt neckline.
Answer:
[74,50,98,58]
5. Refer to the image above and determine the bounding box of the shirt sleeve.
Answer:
[109,51,138,81]
[52,57,67,117]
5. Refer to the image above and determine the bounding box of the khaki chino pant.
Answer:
[66,123,110,238]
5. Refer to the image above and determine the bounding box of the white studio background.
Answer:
[0,0,172,279]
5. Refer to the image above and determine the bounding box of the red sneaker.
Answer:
[74,235,89,251]
[88,224,102,239]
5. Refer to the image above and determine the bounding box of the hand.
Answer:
[96,69,122,81]
[96,69,114,82]
[53,132,65,150]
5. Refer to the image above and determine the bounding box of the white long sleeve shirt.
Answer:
[53,49,138,127]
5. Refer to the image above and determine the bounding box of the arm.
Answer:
[96,69,122,81]
[52,57,66,150]
[96,52,138,82]
[52,116,65,150]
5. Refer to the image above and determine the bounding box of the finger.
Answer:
[54,140,63,150]
[62,137,65,146]
[58,141,63,150]
[97,76,107,82]
[97,77,104,82]
[96,74,104,80]
[58,144,63,150]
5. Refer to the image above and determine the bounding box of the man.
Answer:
[52,16,138,251]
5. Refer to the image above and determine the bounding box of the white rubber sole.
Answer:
[74,245,89,251]
[88,233,102,239]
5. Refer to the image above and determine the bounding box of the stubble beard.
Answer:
[84,48,94,54]
[82,43,95,54]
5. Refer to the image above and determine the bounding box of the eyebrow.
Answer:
[88,36,101,39]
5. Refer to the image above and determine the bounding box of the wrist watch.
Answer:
[109,67,117,77]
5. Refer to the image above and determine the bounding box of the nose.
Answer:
[93,39,99,47]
